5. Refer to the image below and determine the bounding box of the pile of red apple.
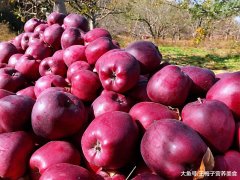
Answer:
[0,12,239,180]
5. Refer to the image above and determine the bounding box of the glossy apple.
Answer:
[97,50,140,93]
[15,54,41,81]
[24,18,42,32]
[206,72,240,120]
[25,41,52,60]
[21,32,33,51]
[125,41,162,74]
[34,23,49,34]
[30,141,81,174]
[0,67,26,92]
[32,90,87,139]
[8,53,23,68]
[181,66,216,96]
[182,99,235,153]
[12,33,24,53]
[84,28,112,45]
[39,163,93,180]
[67,61,91,81]
[85,37,117,65]
[147,65,192,107]
[92,90,132,117]
[16,86,36,100]
[63,45,86,66]
[0,95,35,133]
[39,57,67,77]
[0,42,18,63]
[47,12,66,25]
[71,70,101,102]
[81,111,139,170]
[129,102,178,131]
[61,27,84,49]
[0,131,34,179]
[63,13,89,32]
[34,74,68,97]
[141,119,207,179]
[43,24,64,50]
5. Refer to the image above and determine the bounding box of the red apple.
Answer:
[39,163,93,180]
[61,27,84,49]
[81,111,139,170]
[32,90,87,139]
[96,169,126,180]
[8,53,23,68]
[206,72,240,120]
[0,63,8,68]
[97,50,140,93]
[181,66,216,96]
[52,49,64,61]
[0,131,34,179]
[25,41,52,60]
[125,41,162,74]
[12,33,24,53]
[85,37,117,65]
[63,13,89,32]
[34,74,68,97]
[236,122,240,151]
[0,67,26,92]
[84,28,112,45]
[92,90,132,117]
[29,32,44,45]
[24,18,42,32]
[21,32,33,51]
[34,23,49,34]
[132,173,164,180]
[0,95,35,133]
[71,70,101,102]
[0,42,18,63]
[129,102,179,131]
[16,86,36,100]
[141,119,207,179]
[15,54,41,81]
[30,141,81,174]
[182,99,235,153]
[0,89,14,99]
[43,24,64,50]
[147,65,192,107]
[63,45,86,66]
[39,57,67,77]
[47,12,66,25]
[67,61,92,81]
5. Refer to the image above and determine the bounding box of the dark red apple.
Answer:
[12,33,24,52]
[30,141,81,174]
[24,18,42,32]
[39,57,67,77]
[132,173,164,180]
[21,32,33,50]
[0,131,34,179]
[32,90,87,139]
[16,86,36,100]
[43,24,64,50]
[206,72,240,120]
[141,119,207,179]
[0,42,18,63]
[63,45,86,66]
[25,41,52,60]
[0,95,35,133]
[97,50,140,93]
[67,61,91,81]
[29,32,44,45]
[125,41,162,74]
[61,27,84,49]
[147,65,192,107]
[96,169,126,180]
[8,53,23,68]
[92,90,132,117]
[63,13,89,32]
[84,28,112,45]
[182,99,235,153]
[181,66,216,96]
[129,102,178,131]
[47,12,66,25]
[71,70,101,102]
[81,111,139,170]
[34,74,68,97]
[39,163,93,180]
[34,23,49,34]
[0,67,26,92]
[15,54,41,81]
[85,37,117,65]
[0,89,14,99]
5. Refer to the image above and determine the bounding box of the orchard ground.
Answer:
[1,23,240,73]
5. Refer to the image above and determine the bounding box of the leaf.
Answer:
[194,147,215,180]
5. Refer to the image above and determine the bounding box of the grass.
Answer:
[159,45,240,72]
[0,23,16,42]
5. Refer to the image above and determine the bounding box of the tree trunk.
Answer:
[53,0,67,14]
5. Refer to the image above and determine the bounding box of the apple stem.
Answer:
[126,165,136,180]
[197,98,203,104]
